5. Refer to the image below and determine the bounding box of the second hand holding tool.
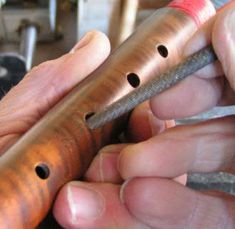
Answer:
[87,45,218,129]
[0,0,219,227]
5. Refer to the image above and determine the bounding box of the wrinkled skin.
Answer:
[1,3,235,229]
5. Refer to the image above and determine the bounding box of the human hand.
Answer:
[53,2,235,229]
[0,30,116,226]
[0,31,110,157]
[0,29,160,228]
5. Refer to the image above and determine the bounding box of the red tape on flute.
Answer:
[169,0,216,26]
[0,0,218,228]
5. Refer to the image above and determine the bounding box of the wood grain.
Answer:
[0,8,198,228]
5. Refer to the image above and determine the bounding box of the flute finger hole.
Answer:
[35,163,50,180]
[85,112,95,121]
[127,73,140,88]
[157,45,168,58]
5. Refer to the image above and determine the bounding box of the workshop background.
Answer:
[0,0,234,228]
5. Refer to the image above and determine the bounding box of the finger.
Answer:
[219,80,235,105]
[127,101,175,142]
[0,31,110,147]
[150,3,235,120]
[121,177,235,229]
[0,31,110,130]
[188,2,235,106]
[183,16,223,80]
[118,116,235,179]
[184,15,215,56]
[53,181,148,229]
[0,134,19,155]
[85,144,127,183]
[150,19,223,119]
[85,143,186,186]
[85,102,175,184]
[213,2,235,90]
[151,76,223,119]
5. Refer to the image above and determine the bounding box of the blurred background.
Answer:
[0,0,175,99]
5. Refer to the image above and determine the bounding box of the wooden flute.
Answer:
[0,0,216,228]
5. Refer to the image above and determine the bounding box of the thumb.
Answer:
[53,181,148,229]
[212,3,235,90]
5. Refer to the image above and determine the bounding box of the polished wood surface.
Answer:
[0,8,198,228]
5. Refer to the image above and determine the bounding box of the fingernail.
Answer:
[148,113,165,136]
[70,32,94,53]
[67,182,104,223]
[120,178,132,204]
[99,152,122,182]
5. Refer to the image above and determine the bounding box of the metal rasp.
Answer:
[87,45,217,129]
